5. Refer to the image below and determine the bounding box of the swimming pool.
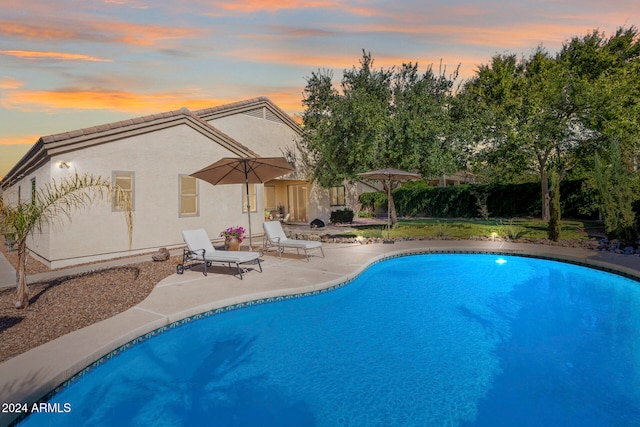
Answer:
[20,254,640,426]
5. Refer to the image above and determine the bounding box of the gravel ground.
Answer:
[0,244,178,363]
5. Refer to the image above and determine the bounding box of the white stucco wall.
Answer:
[4,104,329,267]
[208,113,300,157]
[307,182,360,225]
[24,124,266,268]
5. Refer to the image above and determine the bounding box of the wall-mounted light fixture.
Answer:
[58,161,70,169]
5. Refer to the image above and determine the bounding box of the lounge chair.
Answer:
[263,220,324,261]
[177,228,262,279]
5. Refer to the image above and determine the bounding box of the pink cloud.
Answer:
[211,0,376,16]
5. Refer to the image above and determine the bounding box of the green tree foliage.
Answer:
[300,51,461,227]
[461,49,586,220]
[594,141,637,245]
[560,27,640,148]
[461,26,640,222]
[0,173,133,309]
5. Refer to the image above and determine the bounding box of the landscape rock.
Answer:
[152,247,170,261]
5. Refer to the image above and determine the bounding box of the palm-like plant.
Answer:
[0,173,133,309]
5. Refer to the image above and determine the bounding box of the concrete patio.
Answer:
[1,237,640,426]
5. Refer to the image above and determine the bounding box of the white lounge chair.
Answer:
[263,220,324,261]
[177,228,262,279]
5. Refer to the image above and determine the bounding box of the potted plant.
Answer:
[220,226,245,251]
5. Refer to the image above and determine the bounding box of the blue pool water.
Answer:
[21,254,640,426]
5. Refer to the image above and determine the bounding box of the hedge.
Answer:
[359,179,601,219]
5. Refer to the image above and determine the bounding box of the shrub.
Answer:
[330,208,354,223]
[358,211,376,218]
[358,192,387,212]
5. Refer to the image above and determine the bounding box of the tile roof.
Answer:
[194,96,302,134]
[2,98,299,188]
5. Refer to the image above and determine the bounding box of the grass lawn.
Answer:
[335,218,602,241]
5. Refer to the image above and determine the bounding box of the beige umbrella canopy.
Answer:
[191,157,294,248]
[357,168,421,243]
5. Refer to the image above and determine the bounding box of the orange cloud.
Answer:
[0,87,233,114]
[0,50,112,62]
[104,21,209,46]
[0,21,80,40]
[0,20,208,47]
[213,0,376,16]
[0,77,23,89]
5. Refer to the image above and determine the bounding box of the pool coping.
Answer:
[2,239,640,426]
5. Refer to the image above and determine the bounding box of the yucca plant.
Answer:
[0,173,133,309]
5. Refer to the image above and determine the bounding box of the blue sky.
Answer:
[1,0,638,178]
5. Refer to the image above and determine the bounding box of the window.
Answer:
[179,175,198,216]
[330,185,346,206]
[264,185,276,210]
[113,171,134,211]
[242,183,257,213]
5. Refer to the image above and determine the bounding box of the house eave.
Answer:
[1,108,257,190]
[194,96,303,136]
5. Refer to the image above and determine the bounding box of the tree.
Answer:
[389,61,460,176]
[301,51,393,186]
[594,141,637,245]
[462,49,585,220]
[559,27,640,159]
[0,173,132,309]
[462,27,640,221]
[300,51,460,227]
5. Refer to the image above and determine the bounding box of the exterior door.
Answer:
[287,184,308,223]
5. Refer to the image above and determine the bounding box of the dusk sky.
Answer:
[1,0,638,178]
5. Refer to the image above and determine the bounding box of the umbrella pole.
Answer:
[245,176,253,250]
[385,178,394,244]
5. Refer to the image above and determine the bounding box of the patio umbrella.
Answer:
[191,157,294,249]
[357,168,421,243]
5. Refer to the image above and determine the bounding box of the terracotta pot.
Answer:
[225,236,241,251]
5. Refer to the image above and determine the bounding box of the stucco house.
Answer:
[0,97,358,268]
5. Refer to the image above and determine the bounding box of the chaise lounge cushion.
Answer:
[180,228,261,278]
[263,221,324,260]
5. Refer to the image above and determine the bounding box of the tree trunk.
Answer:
[547,171,562,241]
[540,168,550,221]
[15,241,29,309]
